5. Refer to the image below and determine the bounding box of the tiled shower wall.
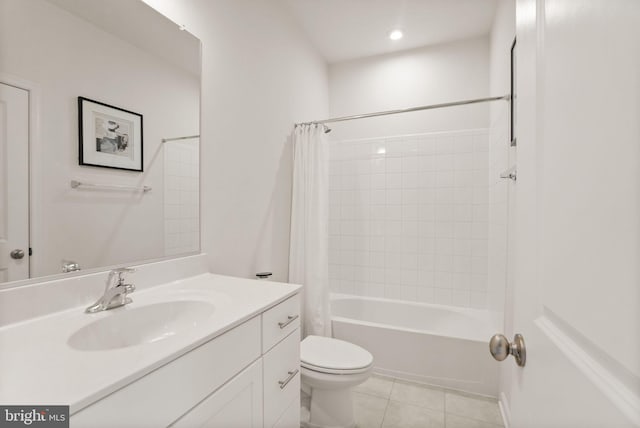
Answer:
[164,141,200,256]
[328,129,490,309]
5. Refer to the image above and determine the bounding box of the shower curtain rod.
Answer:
[295,94,510,127]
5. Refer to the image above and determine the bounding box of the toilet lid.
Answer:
[301,336,373,372]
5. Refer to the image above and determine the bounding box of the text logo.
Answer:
[0,406,68,427]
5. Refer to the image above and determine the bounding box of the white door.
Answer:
[0,83,29,283]
[502,0,640,427]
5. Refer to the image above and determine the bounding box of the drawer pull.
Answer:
[278,369,299,389]
[278,314,299,329]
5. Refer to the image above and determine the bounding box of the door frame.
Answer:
[0,72,42,285]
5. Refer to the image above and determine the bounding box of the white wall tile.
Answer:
[164,141,199,256]
[453,272,471,289]
[418,252,434,269]
[417,287,435,303]
[419,138,436,155]
[434,288,453,305]
[386,173,402,189]
[452,290,470,307]
[328,130,490,309]
[386,158,402,173]
[418,270,435,288]
[469,291,487,309]
[418,156,435,171]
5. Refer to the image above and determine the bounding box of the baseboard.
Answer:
[372,366,497,399]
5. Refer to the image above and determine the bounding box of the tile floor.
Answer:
[302,375,505,428]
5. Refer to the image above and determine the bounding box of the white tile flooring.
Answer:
[302,375,505,428]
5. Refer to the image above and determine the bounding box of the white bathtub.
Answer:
[331,294,501,396]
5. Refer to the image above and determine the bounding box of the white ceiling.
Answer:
[283,0,498,63]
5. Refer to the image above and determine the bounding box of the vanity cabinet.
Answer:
[263,330,300,428]
[262,294,300,352]
[170,359,264,428]
[70,293,301,428]
[261,294,301,428]
[273,399,302,428]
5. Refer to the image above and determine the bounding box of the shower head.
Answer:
[323,124,332,134]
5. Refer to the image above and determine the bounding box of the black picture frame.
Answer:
[510,37,517,147]
[78,96,144,172]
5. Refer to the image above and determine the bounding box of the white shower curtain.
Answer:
[289,124,331,338]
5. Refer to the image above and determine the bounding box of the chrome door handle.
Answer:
[278,369,299,389]
[489,333,526,367]
[278,314,299,329]
[10,249,25,260]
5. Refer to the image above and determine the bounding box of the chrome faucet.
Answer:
[85,267,136,313]
[62,260,81,273]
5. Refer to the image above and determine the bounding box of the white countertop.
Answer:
[0,273,301,413]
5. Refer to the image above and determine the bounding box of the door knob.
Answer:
[10,249,25,260]
[489,333,526,367]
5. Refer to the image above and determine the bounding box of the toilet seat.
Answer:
[301,336,373,375]
[301,361,371,375]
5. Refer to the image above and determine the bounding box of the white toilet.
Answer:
[300,335,374,428]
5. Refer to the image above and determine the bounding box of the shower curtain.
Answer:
[289,124,331,338]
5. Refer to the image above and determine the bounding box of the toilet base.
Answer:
[299,335,373,428]
[305,386,356,428]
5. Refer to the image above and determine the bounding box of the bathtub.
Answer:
[331,294,501,396]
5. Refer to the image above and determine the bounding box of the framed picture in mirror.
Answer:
[510,37,517,147]
[78,97,144,171]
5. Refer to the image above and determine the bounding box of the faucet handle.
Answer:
[109,267,136,287]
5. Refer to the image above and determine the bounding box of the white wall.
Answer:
[328,37,490,140]
[142,0,329,282]
[487,0,515,417]
[0,0,199,277]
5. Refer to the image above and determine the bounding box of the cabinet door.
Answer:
[170,359,263,428]
[273,398,300,428]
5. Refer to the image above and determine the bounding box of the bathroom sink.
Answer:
[68,300,215,351]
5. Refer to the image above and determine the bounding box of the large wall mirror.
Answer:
[0,0,201,286]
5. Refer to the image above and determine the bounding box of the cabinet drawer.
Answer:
[71,317,261,428]
[263,328,300,428]
[262,294,300,353]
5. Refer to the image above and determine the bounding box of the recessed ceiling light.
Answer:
[389,30,403,41]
